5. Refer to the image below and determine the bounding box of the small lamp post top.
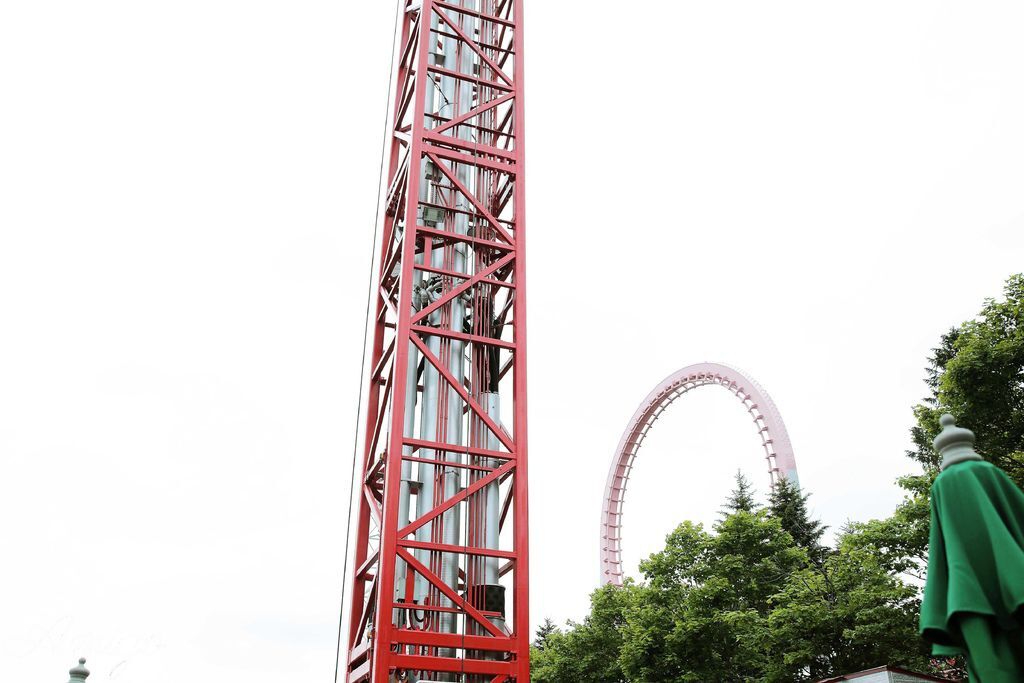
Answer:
[933,413,984,470]
[68,658,89,682]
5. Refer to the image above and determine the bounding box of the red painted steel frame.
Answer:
[344,1,528,681]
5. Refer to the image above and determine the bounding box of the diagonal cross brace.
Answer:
[425,151,515,246]
[411,250,514,326]
[433,92,515,136]
[410,334,514,452]
[433,6,513,86]
[395,547,507,638]
[399,458,515,540]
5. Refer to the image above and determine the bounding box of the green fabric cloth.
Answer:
[920,460,1024,682]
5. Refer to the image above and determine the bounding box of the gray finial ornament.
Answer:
[933,414,984,470]
[68,658,89,682]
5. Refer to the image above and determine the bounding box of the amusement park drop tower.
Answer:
[340,1,529,681]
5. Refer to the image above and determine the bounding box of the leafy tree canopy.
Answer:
[534,485,933,681]
[916,273,1024,483]
[531,583,637,682]
[848,273,1024,580]
[764,534,930,681]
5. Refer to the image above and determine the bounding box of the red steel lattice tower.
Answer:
[343,0,528,680]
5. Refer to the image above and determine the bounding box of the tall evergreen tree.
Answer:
[768,476,827,564]
[720,469,758,517]
[533,617,558,650]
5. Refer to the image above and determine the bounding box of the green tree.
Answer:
[928,274,1024,484]
[721,470,759,517]
[826,274,1024,679]
[532,617,559,651]
[531,583,637,683]
[764,535,931,681]
[535,481,948,682]
[841,492,930,582]
[619,504,804,681]
[850,274,1024,581]
[768,476,828,565]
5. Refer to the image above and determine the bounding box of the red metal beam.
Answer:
[411,251,515,325]
[399,460,516,538]
[343,0,528,678]
[402,436,513,461]
[409,334,515,451]
[391,654,514,676]
[433,91,514,135]
[395,548,505,638]
[433,8,513,85]
[411,324,516,351]
[434,1,515,29]
[398,538,516,559]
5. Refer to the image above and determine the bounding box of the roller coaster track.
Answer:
[599,362,799,586]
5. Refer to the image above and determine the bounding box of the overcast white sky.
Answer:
[3,1,1024,681]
